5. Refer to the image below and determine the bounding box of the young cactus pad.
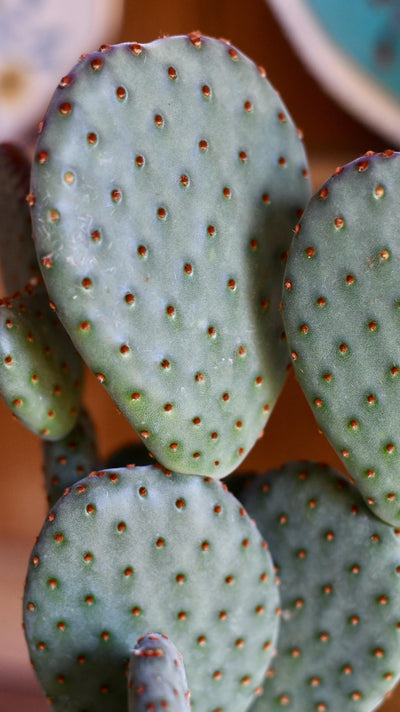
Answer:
[128,633,190,712]
[0,286,83,439]
[283,150,400,525]
[43,408,99,506]
[238,461,400,712]
[0,142,41,296]
[30,34,311,477]
[23,465,280,712]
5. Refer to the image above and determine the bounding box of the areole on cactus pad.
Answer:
[30,33,311,477]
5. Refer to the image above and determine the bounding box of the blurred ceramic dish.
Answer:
[268,0,400,145]
[0,0,124,143]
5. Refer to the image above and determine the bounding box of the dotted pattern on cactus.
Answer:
[30,33,311,477]
[237,461,400,712]
[128,633,190,712]
[282,150,400,525]
[0,286,83,439]
[23,465,280,712]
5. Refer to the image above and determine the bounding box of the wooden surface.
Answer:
[1,0,399,710]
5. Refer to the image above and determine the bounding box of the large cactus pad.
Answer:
[24,465,280,712]
[239,461,400,712]
[31,34,311,477]
[283,150,400,525]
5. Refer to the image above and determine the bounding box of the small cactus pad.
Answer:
[0,142,41,295]
[239,461,400,712]
[24,465,280,712]
[283,150,400,525]
[43,409,99,505]
[0,287,83,439]
[30,34,311,477]
[128,633,190,712]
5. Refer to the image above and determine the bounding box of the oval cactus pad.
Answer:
[24,465,280,712]
[0,287,83,439]
[31,34,311,477]
[240,461,400,712]
[283,150,400,525]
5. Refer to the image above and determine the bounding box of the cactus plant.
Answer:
[23,465,280,712]
[3,24,399,712]
[29,34,311,478]
[237,460,400,711]
[282,149,400,526]
[128,633,190,712]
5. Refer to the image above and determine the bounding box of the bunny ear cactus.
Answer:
[128,633,190,712]
[23,465,280,712]
[30,33,311,477]
[282,149,400,526]
[0,142,40,295]
[238,461,400,712]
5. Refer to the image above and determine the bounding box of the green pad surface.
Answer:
[239,461,400,712]
[0,142,40,296]
[24,465,280,712]
[128,633,190,712]
[31,34,311,477]
[283,150,400,525]
[0,287,83,439]
[43,408,99,505]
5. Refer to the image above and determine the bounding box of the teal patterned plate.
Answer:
[268,0,400,144]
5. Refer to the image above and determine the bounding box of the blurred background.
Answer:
[0,0,398,710]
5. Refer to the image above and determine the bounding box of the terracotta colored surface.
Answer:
[1,1,399,710]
